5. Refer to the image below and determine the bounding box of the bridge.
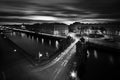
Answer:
[11,28,66,41]
[1,27,67,43]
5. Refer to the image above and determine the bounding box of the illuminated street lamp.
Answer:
[38,52,42,59]
[13,49,17,52]
[70,70,77,79]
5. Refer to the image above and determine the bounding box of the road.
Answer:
[0,33,80,80]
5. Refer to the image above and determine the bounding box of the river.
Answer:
[5,31,59,63]
[79,47,120,80]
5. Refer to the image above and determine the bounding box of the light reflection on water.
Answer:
[49,40,51,45]
[82,48,120,80]
[6,31,59,59]
[21,33,25,38]
[86,49,98,59]
[56,41,59,49]
[32,36,34,40]
[109,56,114,64]
[42,38,44,44]
[13,32,16,36]
[36,37,39,42]
[87,50,90,58]
[86,49,116,64]
[94,50,98,59]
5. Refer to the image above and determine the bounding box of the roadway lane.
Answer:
[30,33,79,80]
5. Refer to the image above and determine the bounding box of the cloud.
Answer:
[0,0,120,24]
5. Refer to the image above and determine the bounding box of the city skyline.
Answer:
[0,0,120,24]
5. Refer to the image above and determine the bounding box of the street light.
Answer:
[70,70,77,79]
[38,52,42,59]
[13,49,17,52]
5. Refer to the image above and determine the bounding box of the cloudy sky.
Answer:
[0,0,120,24]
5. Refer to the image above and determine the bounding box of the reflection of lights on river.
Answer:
[21,33,25,37]
[36,37,39,42]
[13,32,16,36]
[38,52,42,58]
[42,38,44,44]
[4,36,6,38]
[87,50,90,58]
[49,40,51,45]
[32,36,34,40]
[56,41,59,49]
[10,32,12,36]
[46,52,49,57]
[94,50,98,59]
[29,35,31,39]
[14,49,17,52]
[109,56,114,64]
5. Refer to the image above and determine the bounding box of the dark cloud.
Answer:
[75,0,120,16]
[0,17,55,24]
[0,0,120,24]
[60,0,120,18]
[0,12,27,17]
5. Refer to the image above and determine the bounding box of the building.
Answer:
[30,23,69,36]
[21,24,26,29]
[69,22,120,36]
[53,23,68,36]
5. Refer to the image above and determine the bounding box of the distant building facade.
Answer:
[69,22,120,36]
[21,24,26,29]
[53,23,68,36]
[28,23,69,36]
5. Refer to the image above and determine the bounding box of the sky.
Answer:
[0,0,120,24]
